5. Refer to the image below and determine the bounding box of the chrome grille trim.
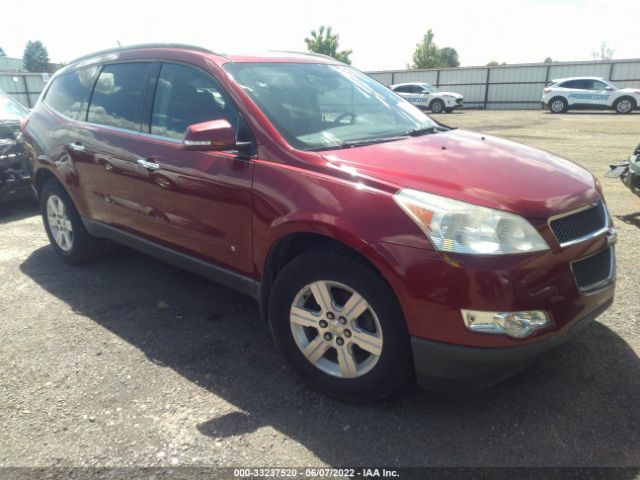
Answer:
[548,202,609,248]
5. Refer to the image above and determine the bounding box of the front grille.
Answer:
[455,98,463,104]
[549,202,607,246]
[571,247,613,292]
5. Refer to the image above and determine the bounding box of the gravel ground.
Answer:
[0,110,638,470]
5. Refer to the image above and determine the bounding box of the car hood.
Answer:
[433,92,463,99]
[321,129,599,218]
[618,88,640,96]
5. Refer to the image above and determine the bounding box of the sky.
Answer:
[3,0,639,71]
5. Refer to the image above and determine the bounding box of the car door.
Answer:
[419,85,436,109]
[29,66,100,213]
[126,62,255,275]
[562,79,590,106]
[70,62,153,231]
[587,79,614,107]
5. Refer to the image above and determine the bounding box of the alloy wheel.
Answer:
[289,280,383,379]
[551,99,564,112]
[46,194,74,252]
[617,99,632,113]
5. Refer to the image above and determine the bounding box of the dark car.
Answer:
[22,44,616,402]
[0,90,33,203]
[608,143,640,198]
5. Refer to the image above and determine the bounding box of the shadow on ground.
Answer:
[20,245,640,468]
[616,212,640,230]
[0,196,38,224]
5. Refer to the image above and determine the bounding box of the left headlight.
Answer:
[393,189,549,255]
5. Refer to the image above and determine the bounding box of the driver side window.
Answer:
[151,63,239,140]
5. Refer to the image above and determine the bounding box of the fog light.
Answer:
[461,310,551,339]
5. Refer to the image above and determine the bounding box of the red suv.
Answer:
[22,44,616,402]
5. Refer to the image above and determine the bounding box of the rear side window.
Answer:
[87,63,150,131]
[150,63,238,140]
[44,67,98,118]
[560,80,589,90]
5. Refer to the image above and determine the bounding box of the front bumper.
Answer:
[411,298,612,392]
[0,153,33,203]
[608,153,640,198]
[444,97,463,109]
[0,139,33,203]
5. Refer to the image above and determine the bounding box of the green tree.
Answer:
[304,26,352,64]
[592,42,614,60]
[544,57,553,63]
[486,60,500,66]
[439,47,460,67]
[23,40,50,72]
[0,47,6,57]
[412,29,441,69]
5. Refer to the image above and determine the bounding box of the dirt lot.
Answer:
[1,110,639,470]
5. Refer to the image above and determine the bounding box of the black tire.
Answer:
[40,179,106,265]
[548,97,568,113]
[444,108,454,113]
[268,249,412,403]
[613,96,636,114]
[430,99,445,114]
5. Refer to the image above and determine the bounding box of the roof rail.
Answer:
[69,43,219,64]
[267,50,340,62]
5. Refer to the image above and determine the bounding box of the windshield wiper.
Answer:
[308,135,408,151]
[407,126,449,137]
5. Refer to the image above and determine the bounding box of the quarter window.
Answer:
[44,67,98,118]
[87,63,150,131]
[151,63,238,140]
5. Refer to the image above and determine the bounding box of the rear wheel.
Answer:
[614,97,635,114]
[40,179,106,264]
[549,97,568,113]
[269,249,412,403]
[430,99,445,114]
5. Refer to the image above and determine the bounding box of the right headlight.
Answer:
[393,189,549,255]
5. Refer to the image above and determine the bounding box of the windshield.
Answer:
[0,93,28,120]
[224,63,438,151]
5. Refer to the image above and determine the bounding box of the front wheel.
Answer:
[269,249,412,403]
[614,97,635,114]
[430,99,445,114]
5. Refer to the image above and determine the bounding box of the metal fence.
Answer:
[366,58,640,110]
[3,58,640,111]
[0,72,50,108]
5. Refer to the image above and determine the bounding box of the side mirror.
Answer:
[605,86,614,91]
[183,119,236,151]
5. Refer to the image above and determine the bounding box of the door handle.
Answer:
[68,142,85,152]
[136,158,160,171]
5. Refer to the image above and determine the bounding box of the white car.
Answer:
[390,82,463,114]
[541,77,640,114]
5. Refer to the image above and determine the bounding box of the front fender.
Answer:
[251,160,432,279]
